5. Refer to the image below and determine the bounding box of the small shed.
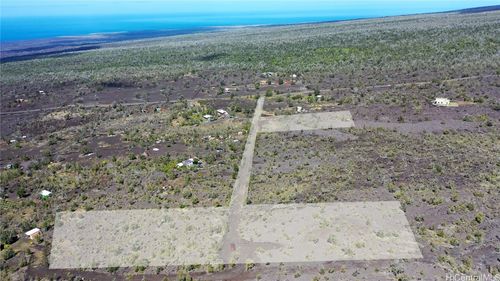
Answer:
[217,109,229,117]
[177,158,202,168]
[432,98,451,107]
[25,228,41,240]
[224,87,237,93]
[40,190,52,199]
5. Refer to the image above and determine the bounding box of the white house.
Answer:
[432,98,451,107]
[25,228,41,240]
[203,114,213,120]
[40,190,52,199]
[217,109,229,117]
[224,87,237,93]
[176,158,202,168]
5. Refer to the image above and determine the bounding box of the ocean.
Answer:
[1,12,369,42]
[1,3,497,42]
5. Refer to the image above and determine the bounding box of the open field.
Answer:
[1,9,499,281]
[259,111,354,132]
[49,202,421,268]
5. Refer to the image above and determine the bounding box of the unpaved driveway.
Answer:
[220,97,264,261]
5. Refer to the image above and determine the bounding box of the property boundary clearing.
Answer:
[49,97,422,268]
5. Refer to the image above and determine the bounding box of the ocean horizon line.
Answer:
[2,5,499,43]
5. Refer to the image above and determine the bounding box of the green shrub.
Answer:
[1,247,15,261]
[475,212,485,223]
[0,230,18,245]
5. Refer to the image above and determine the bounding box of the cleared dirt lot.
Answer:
[259,111,354,132]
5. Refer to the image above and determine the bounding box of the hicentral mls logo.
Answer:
[50,97,422,268]
[446,273,500,281]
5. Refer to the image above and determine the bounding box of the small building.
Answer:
[224,87,237,94]
[259,80,269,86]
[203,135,216,141]
[40,190,52,199]
[25,228,41,240]
[217,109,229,117]
[262,72,275,78]
[297,106,304,113]
[432,98,451,107]
[316,95,323,101]
[203,114,213,121]
[176,158,202,168]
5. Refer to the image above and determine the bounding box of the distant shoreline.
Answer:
[1,5,498,63]
[0,27,219,63]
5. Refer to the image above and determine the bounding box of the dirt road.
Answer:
[2,74,496,116]
[220,96,264,262]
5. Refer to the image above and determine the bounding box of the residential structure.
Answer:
[176,158,202,168]
[25,228,41,240]
[217,109,229,117]
[432,98,451,107]
[40,190,52,199]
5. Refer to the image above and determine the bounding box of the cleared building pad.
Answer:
[231,201,422,263]
[50,207,228,269]
[50,201,421,269]
[259,111,354,133]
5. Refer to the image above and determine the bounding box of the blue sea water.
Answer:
[1,12,374,42]
[0,2,496,42]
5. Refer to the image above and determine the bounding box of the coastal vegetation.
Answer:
[1,11,499,104]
